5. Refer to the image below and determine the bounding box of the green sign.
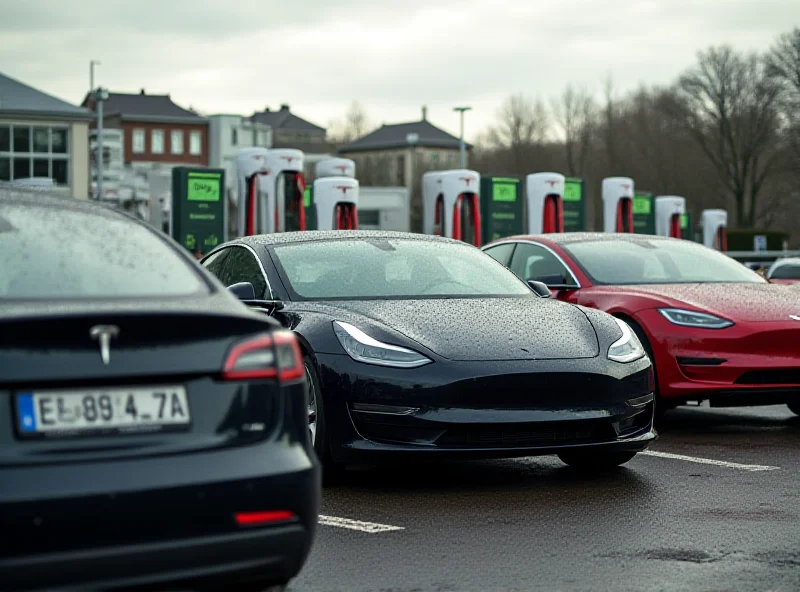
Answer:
[633,192,656,235]
[480,176,523,244]
[304,185,317,230]
[562,177,586,232]
[187,173,221,202]
[681,211,693,241]
[172,167,226,256]
[492,182,518,202]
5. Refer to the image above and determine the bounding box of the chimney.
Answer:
[280,104,289,111]
[140,89,145,95]
[422,105,427,121]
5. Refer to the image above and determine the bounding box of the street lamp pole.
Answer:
[453,106,471,168]
[94,87,109,200]
[90,60,101,93]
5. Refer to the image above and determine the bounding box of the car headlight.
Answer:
[608,318,646,363]
[658,308,734,329]
[333,321,432,368]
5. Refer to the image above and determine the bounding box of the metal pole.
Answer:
[96,93,104,200]
[453,107,471,169]
[90,60,100,94]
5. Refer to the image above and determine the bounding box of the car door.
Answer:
[506,241,580,301]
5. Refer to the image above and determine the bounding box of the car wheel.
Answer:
[619,316,669,427]
[557,451,638,470]
[303,355,346,485]
[787,402,800,416]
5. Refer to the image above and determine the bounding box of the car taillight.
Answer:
[222,331,303,381]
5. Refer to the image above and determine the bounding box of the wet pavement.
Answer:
[292,405,800,592]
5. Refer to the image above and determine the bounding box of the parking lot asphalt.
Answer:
[291,405,800,592]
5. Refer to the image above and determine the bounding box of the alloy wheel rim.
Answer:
[305,363,317,446]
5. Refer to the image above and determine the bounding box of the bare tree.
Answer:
[486,93,550,171]
[551,84,596,176]
[328,101,373,144]
[767,28,800,164]
[602,74,620,172]
[666,46,783,227]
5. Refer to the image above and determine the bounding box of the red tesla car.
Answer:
[766,257,800,285]
[482,233,800,418]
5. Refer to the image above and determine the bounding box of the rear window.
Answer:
[0,204,207,299]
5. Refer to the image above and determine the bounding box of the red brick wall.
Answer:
[120,121,208,166]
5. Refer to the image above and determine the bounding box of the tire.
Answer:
[787,402,800,416]
[617,315,668,427]
[558,451,638,470]
[303,355,346,485]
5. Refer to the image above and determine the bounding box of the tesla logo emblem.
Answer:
[545,180,558,188]
[790,315,800,321]
[460,177,474,187]
[281,156,296,164]
[335,165,350,174]
[90,325,119,365]
[335,185,351,195]
[621,184,631,190]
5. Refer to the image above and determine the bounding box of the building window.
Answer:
[396,155,406,186]
[189,131,202,155]
[171,130,184,155]
[231,128,238,146]
[0,124,70,185]
[430,152,440,164]
[133,129,145,154]
[151,130,164,154]
[447,152,455,163]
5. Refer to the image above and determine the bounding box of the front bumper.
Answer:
[313,353,656,462]
[635,309,800,405]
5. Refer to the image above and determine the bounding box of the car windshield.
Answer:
[271,238,533,300]
[563,238,767,285]
[0,203,208,299]
[770,263,800,280]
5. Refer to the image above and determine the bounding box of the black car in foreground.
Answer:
[201,231,657,480]
[0,191,319,591]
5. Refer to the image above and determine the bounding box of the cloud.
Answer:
[0,0,795,137]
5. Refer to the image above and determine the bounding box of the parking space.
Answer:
[292,405,800,592]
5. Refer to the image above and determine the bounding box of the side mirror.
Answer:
[527,280,552,298]
[228,282,256,300]
[531,274,577,291]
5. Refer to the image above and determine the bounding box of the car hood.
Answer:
[606,283,800,323]
[324,297,599,361]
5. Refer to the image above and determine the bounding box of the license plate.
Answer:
[15,386,191,438]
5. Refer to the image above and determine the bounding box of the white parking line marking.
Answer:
[641,450,780,472]
[319,514,405,533]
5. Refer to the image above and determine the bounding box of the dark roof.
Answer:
[339,119,472,153]
[0,71,91,120]
[510,232,678,245]
[82,90,206,124]
[231,230,459,249]
[248,105,325,133]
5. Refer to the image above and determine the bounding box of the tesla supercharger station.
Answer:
[702,209,728,251]
[308,158,356,230]
[313,177,359,230]
[655,196,687,238]
[423,171,445,236]
[235,147,270,237]
[265,148,306,233]
[602,177,635,233]
[526,172,565,234]
[441,170,481,245]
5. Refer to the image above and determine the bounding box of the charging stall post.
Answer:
[235,148,270,237]
[563,177,587,232]
[702,209,727,251]
[526,172,565,234]
[307,158,356,230]
[313,176,359,230]
[655,196,687,238]
[601,177,635,233]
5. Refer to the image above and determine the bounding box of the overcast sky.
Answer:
[1,0,796,141]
